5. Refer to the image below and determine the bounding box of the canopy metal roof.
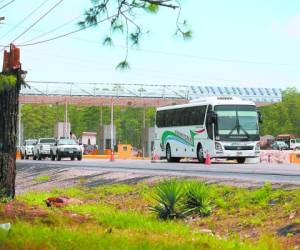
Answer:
[20,81,282,107]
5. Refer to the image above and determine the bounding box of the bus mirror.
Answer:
[207,111,217,124]
[258,111,263,123]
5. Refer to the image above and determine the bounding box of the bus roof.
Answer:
[157,96,256,111]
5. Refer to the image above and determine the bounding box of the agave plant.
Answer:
[150,180,186,220]
[185,182,211,217]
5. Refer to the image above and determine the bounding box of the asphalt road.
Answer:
[16,159,300,186]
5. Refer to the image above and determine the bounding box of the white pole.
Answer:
[64,101,68,138]
[111,98,114,153]
[142,105,145,158]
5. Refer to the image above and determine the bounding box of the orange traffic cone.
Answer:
[205,152,211,165]
[110,150,115,162]
[151,152,159,162]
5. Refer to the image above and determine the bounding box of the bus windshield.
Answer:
[214,105,259,141]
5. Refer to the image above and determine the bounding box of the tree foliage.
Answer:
[21,104,155,148]
[80,0,191,69]
[260,88,300,136]
[0,75,17,93]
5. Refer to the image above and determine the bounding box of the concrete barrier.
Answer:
[260,150,293,164]
[83,155,117,160]
[290,152,300,164]
[83,154,150,160]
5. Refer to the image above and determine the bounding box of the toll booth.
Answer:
[141,127,155,157]
[98,125,116,154]
[118,144,132,159]
[82,132,97,145]
[54,122,71,139]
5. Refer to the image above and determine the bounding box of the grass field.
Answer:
[0,179,299,249]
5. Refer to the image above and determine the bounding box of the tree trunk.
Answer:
[0,78,20,199]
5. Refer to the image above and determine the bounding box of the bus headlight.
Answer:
[255,143,260,152]
[215,142,223,152]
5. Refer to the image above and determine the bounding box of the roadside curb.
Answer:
[83,155,151,160]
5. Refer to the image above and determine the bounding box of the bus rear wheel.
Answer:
[166,144,180,163]
[237,157,246,164]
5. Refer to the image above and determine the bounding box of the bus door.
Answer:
[204,105,215,156]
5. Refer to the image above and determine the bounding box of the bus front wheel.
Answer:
[197,144,205,163]
[166,144,180,163]
[237,157,246,164]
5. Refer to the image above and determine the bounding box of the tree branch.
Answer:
[141,0,179,9]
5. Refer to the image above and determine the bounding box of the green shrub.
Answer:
[185,182,211,216]
[150,179,186,220]
[250,183,272,205]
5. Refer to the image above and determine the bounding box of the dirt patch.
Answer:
[0,200,48,219]
[16,166,158,194]
[106,192,149,212]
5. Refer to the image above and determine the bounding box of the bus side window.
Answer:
[198,105,207,125]
[206,105,213,139]
[156,111,165,128]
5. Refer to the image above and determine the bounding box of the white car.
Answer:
[20,139,37,160]
[33,138,56,160]
[50,138,82,161]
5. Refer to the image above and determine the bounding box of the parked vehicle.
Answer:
[83,144,96,155]
[276,134,298,149]
[290,138,300,150]
[33,138,56,160]
[271,141,289,150]
[50,138,82,161]
[20,139,37,160]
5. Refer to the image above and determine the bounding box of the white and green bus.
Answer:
[154,96,261,163]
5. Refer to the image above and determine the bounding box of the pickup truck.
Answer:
[33,138,56,160]
[20,139,37,160]
[290,139,300,150]
[50,138,82,161]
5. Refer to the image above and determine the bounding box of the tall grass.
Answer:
[0,221,281,250]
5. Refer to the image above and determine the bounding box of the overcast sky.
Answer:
[1,0,300,89]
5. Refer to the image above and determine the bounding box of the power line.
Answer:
[17,29,300,69]
[11,0,64,43]
[1,5,299,69]
[0,0,51,40]
[53,36,300,69]
[6,24,300,69]
[16,10,130,47]
[0,0,15,11]
[22,14,82,44]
